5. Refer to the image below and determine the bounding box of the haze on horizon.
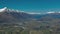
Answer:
[0,0,60,13]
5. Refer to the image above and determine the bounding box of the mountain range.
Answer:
[0,7,60,34]
[0,7,60,24]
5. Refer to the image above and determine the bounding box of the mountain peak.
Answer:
[0,7,21,12]
[3,7,7,9]
[0,7,7,12]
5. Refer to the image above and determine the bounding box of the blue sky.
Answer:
[0,0,60,13]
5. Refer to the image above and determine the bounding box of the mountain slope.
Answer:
[0,7,33,23]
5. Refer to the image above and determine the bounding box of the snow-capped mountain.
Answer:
[0,7,34,23]
[0,7,7,12]
[0,7,60,23]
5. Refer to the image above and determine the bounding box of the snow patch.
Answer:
[27,12,41,14]
[0,7,7,12]
[47,12,55,14]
